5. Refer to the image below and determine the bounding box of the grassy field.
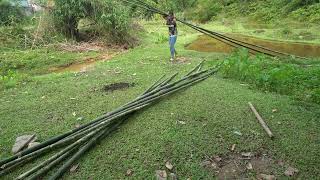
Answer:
[0,20,320,179]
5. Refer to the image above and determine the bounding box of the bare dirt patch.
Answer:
[49,53,115,73]
[201,152,282,179]
[173,56,191,64]
[102,82,135,92]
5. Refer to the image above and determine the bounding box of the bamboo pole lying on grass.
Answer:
[248,102,274,139]
[0,63,219,179]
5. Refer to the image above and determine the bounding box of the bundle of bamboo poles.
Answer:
[0,62,219,179]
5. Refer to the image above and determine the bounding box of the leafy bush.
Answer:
[51,0,136,45]
[0,70,26,90]
[290,4,320,23]
[185,0,222,23]
[0,0,25,26]
[221,49,320,104]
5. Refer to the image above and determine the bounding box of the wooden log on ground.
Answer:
[248,102,274,139]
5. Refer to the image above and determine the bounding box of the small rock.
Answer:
[28,142,41,149]
[257,174,276,180]
[126,169,133,176]
[12,135,37,154]
[165,161,174,170]
[272,109,278,113]
[75,124,81,128]
[70,164,79,173]
[284,166,299,177]
[178,121,186,125]
[246,162,253,170]
[156,170,167,180]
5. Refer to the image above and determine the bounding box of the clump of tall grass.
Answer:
[220,49,320,104]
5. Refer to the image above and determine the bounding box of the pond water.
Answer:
[186,34,320,58]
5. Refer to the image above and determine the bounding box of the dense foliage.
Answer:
[221,49,320,104]
[156,0,320,23]
[0,0,25,26]
[52,0,134,44]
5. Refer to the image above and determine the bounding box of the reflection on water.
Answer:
[186,34,320,58]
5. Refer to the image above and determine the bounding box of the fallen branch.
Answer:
[248,102,274,139]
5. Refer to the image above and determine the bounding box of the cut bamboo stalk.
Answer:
[27,122,121,180]
[248,102,274,139]
[1,65,218,179]
[48,122,121,180]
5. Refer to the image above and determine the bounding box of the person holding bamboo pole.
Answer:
[164,11,178,62]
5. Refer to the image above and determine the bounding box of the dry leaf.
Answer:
[241,152,253,157]
[233,131,242,136]
[126,169,133,176]
[156,170,167,180]
[272,109,278,113]
[284,167,299,177]
[178,121,186,125]
[72,112,77,117]
[246,162,253,170]
[165,161,174,170]
[70,164,79,173]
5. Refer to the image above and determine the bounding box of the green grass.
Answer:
[220,49,320,104]
[0,21,320,179]
[202,18,320,44]
[0,47,100,89]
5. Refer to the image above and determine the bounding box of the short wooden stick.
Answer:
[248,102,274,139]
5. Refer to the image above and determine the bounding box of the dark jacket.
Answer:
[166,16,177,36]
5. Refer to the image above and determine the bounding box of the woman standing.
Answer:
[165,11,178,61]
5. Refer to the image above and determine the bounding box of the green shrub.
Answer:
[0,0,25,26]
[221,49,320,104]
[51,0,135,45]
[185,0,222,23]
[290,4,320,23]
[0,69,27,90]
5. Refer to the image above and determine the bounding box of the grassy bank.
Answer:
[202,18,320,44]
[0,21,320,179]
